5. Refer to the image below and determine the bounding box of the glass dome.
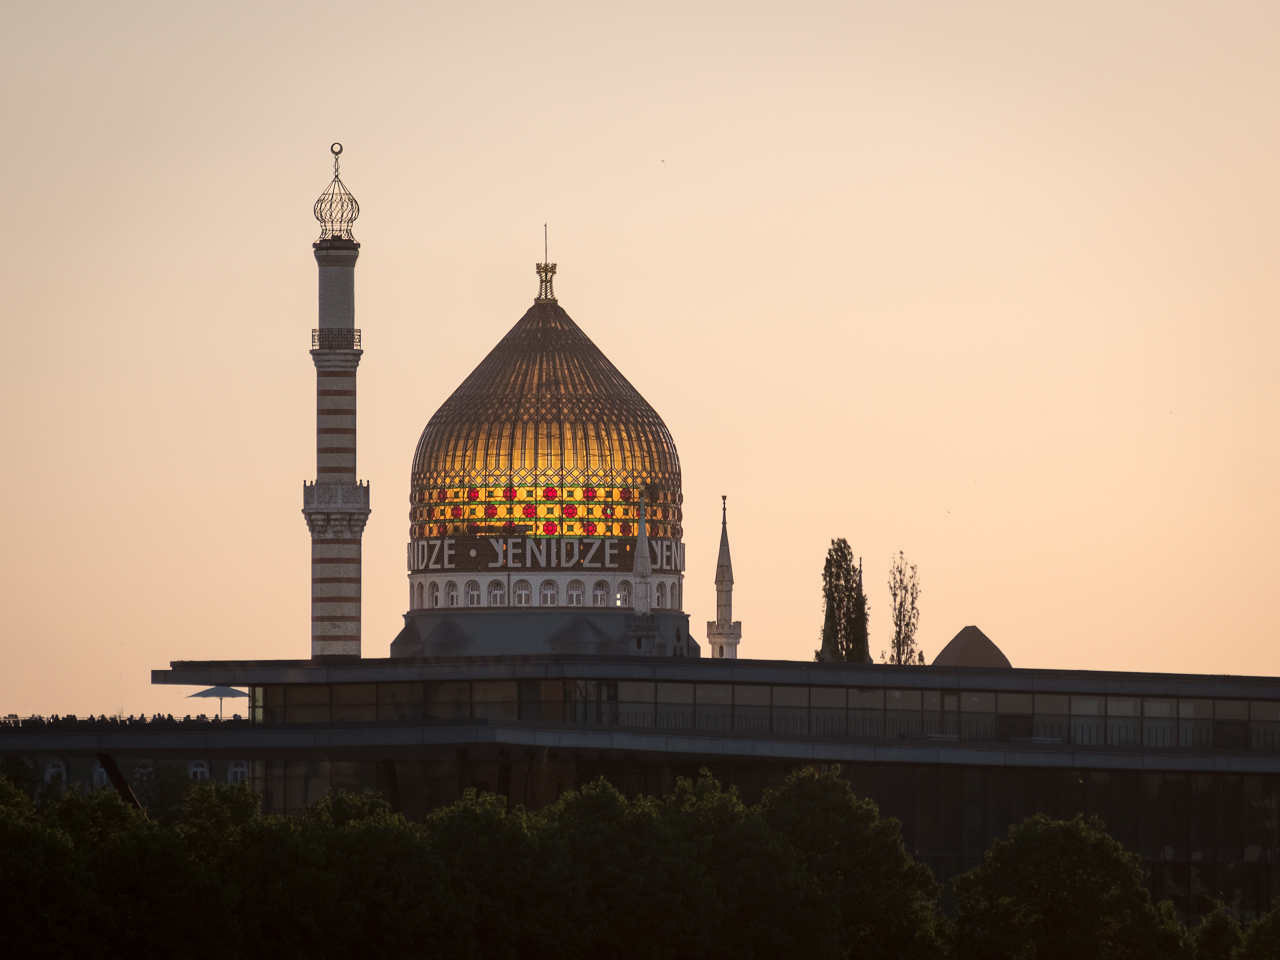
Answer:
[409,299,682,542]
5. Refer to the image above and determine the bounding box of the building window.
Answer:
[466,581,481,606]
[187,760,210,781]
[655,582,667,609]
[617,581,632,607]
[541,580,558,607]
[227,761,249,785]
[593,581,610,606]
[567,580,585,606]
[514,580,532,607]
[447,581,459,607]
[413,582,423,610]
[92,762,108,789]
[489,580,506,606]
[428,582,440,608]
[44,758,67,785]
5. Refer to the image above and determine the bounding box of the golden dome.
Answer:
[409,296,682,542]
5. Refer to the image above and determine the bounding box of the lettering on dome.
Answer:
[406,537,685,574]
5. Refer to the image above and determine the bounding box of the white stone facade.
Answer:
[407,570,684,613]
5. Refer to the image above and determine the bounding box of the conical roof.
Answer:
[715,501,733,585]
[931,626,1012,669]
[410,299,682,542]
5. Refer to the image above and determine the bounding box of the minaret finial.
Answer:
[722,495,727,524]
[314,143,359,242]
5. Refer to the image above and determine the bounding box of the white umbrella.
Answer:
[187,686,249,719]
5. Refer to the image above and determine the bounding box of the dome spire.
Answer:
[536,224,557,303]
[314,143,359,242]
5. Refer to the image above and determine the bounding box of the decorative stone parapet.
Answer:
[302,481,371,538]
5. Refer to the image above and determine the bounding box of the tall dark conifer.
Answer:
[816,538,870,663]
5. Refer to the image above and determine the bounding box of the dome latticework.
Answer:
[410,300,682,541]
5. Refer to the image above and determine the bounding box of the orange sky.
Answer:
[2,1,1278,717]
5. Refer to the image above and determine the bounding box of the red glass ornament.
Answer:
[437,489,447,502]
[620,522,632,536]
[543,486,558,499]
[543,521,558,535]
[484,504,498,518]
[584,487,598,500]
[502,486,517,501]
[602,505,614,518]
[620,489,633,502]
[468,488,480,501]
[522,504,536,519]
[585,522,597,535]
[450,505,464,519]
[563,504,578,518]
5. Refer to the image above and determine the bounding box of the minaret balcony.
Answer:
[311,328,361,350]
[303,480,369,510]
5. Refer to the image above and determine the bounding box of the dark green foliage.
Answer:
[952,813,1191,960]
[818,537,870,662]
[762,767,945,960]
[1193,901,1243,960]
[426,787,571,959]
[131,760,192,825]
[0,779,89,958]
[23,769,1280,959]
[0,755,39,797]
[1238,898,1280,960]
[661,770,840,960]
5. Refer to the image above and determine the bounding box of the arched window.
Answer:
[593,581,610,606]
[617,581,632,607]
[227,761,249,785]
[413,582,423,610]
[44,759,66,785]
[447,581,459,607]
[675,582,682,611]
[188,760,210,781]
[566,580,585,606]
[428,582,440,608]
[513,580,532,607]
[655,582,667,609]
[488,580,506,606]
[466,581,481,606]
[540,580,558,606]
[92,761,109,790]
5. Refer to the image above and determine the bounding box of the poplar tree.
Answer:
[885,551,922,665]
[816,539,869,663]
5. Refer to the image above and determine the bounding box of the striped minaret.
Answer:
[301,144,369,660]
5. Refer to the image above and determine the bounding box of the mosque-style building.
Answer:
[393,260,693,659]
[6,149,1280,920]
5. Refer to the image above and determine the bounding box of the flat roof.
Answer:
[152,655,1280,700]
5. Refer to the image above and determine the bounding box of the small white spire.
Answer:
[707,495,741,659]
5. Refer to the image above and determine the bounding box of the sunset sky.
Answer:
[2,1,1277,717]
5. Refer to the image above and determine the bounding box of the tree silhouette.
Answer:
[816,538,869,662]
[885,551,922,665]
